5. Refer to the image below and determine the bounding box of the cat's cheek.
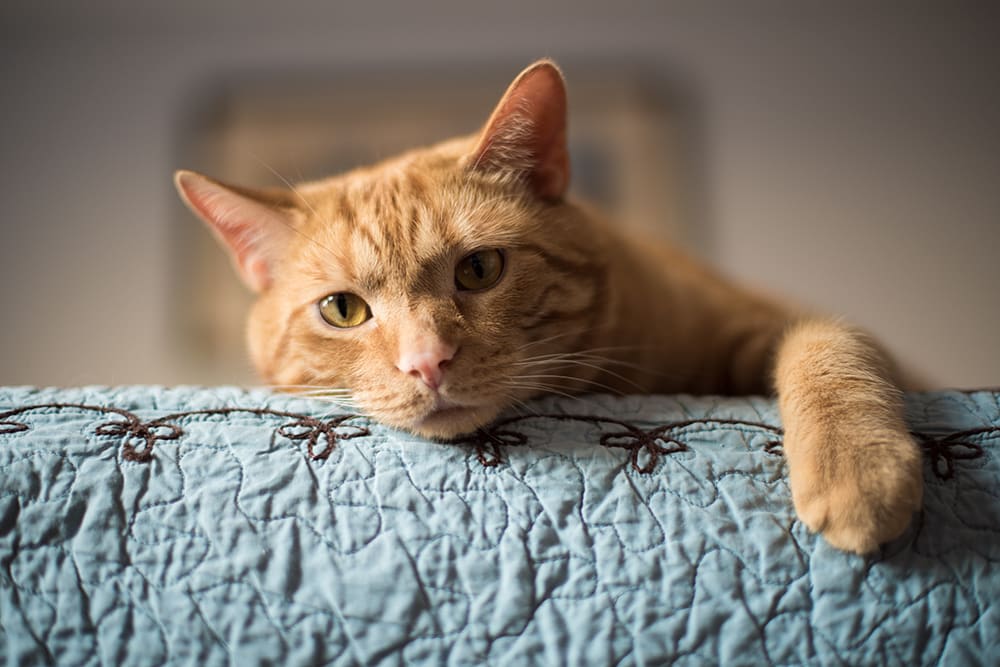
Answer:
[246,295,287,383]
[454,282,523,334]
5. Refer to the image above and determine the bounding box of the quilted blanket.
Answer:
[0,386,997,665]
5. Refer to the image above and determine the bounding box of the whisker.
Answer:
[259,383,338,390]
[296,389,356,399]
[308,396,361,410]
[267,387,355,398]
[350,391,425,413]
[515,344,648,360]
[516,356,651,377]
[513,373,628,396]
[276,386,352,392]
[511,356,648,392]
[513,344,680,384]
[300,397,358,407]
[512,328,598,353]
[262,383,358,408]
[502,381,580,402]
[501,380,613,411]
[504,396,542,417]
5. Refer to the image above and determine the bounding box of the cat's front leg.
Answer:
[773,319,923,554]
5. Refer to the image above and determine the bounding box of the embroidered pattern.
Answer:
[456,414,785,473]
[0,402,993,479]
[0,403,368,463]
[914,427,992,480]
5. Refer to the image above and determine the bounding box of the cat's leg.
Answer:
[773,319,923,554]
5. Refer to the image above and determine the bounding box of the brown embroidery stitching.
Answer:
[912,426,997,480]
[459,415,995,480]
[0,402,994,479]
[0,403,369,463]
[456,414,785,473]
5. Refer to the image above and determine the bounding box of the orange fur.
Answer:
[175,60,922,554]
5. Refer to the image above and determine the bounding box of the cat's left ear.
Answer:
[468,59,570,201]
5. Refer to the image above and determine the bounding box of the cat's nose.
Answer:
[397,340,457,391]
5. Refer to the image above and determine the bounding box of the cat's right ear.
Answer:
[174,170,297,292]
[468,59,570,201]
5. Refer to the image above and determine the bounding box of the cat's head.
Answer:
[175,60,607,439]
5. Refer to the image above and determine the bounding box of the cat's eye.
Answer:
[318,293,372,328]
[455,249,505,291]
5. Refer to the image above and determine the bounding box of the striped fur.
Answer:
[177,61,922,555]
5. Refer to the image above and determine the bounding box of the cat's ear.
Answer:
[468,59,570,201]
[174,170,298,292]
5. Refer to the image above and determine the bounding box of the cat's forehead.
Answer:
[295,160,532,292]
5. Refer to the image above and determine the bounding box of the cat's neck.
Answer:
[571,202,792,396]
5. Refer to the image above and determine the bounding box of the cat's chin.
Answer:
[402,403,503,441]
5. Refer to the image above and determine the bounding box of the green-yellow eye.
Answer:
[455,249,505,291]
[318,293,371,328]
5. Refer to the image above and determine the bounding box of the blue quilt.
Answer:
[1,386,997,665]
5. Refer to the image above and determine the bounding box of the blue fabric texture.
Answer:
[0,386,997,665]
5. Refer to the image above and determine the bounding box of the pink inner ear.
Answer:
[472,61,570,201]
[175,170,290,292]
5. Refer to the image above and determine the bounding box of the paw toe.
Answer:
[791,435,923,555]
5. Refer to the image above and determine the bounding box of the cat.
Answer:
[175,60,922,555]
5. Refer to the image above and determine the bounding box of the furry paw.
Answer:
[787,428,923,554]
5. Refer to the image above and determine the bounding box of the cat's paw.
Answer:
[787,429,923,554]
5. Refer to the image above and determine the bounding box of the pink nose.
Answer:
[397,340,457,390]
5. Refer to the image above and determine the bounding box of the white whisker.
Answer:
[511,355,649,392]
[504,396,541,417]
[501,380,612,410]
[500,378,583,401]
[513,328,594,353]
[513,373,628,396]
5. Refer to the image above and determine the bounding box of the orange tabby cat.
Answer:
[175,60,922,554]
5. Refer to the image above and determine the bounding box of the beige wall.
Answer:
[1,2,997,388]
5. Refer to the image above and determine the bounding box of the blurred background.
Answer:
[1,1,997,388]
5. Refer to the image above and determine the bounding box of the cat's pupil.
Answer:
[336,294,349,318]
[471,255,485,279]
